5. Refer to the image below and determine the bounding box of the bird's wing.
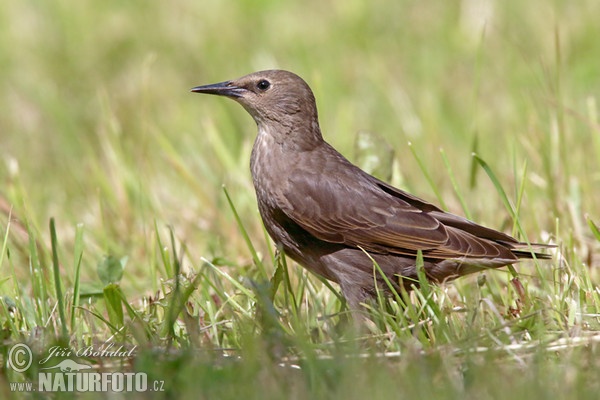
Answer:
[374,177,519,244]
[277,168,515,260]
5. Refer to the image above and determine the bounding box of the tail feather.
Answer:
[505,242,556,260]
[512,250,553,260]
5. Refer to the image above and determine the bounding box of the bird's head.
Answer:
[192,70,322,146]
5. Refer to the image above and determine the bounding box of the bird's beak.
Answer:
[190,81,245,98]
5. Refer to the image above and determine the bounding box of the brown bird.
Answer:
[192,70,551,311]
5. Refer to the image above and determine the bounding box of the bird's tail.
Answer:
[504,241,556,260]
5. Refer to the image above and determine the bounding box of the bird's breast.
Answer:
[250,128,292,198]
[249,129,308,252]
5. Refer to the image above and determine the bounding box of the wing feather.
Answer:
[277,165,517,261]
[278,170,446,252]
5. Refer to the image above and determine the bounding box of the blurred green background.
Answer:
[1,0,599,320]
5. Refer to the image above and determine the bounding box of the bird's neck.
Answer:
[250,120,324,192]
[254,117,324,152]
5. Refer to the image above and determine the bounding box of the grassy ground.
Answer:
[1,0,600,398]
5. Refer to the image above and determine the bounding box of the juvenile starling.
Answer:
[192,70,551,310]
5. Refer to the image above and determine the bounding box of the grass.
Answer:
[1,0,600,398]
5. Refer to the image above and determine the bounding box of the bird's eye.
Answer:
[256,79,271,91]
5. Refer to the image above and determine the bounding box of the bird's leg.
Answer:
[337,281,375,322]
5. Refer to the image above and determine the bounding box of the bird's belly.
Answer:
[255,198,342,282]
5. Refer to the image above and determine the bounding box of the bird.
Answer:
[191,69,552,312]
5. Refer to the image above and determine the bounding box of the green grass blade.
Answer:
[513,159,528,235]
[469,133,480,189]
[471,154,520,277]
[408,142,447,209]
[103,283,125,329]
[440,148,472,219]
[49,218,69,339]
[222,185,267,279]
[162,227,181,339]
[201,257,255,317]
[587,215,600,242]
[0,297,19,341]
[0,211,10,273]
[270,248,301,321]
[154,220,173,278]
[360,246,404,309]
[27,221,47,323]
[471,155,532,237]
[70,223,84,332]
